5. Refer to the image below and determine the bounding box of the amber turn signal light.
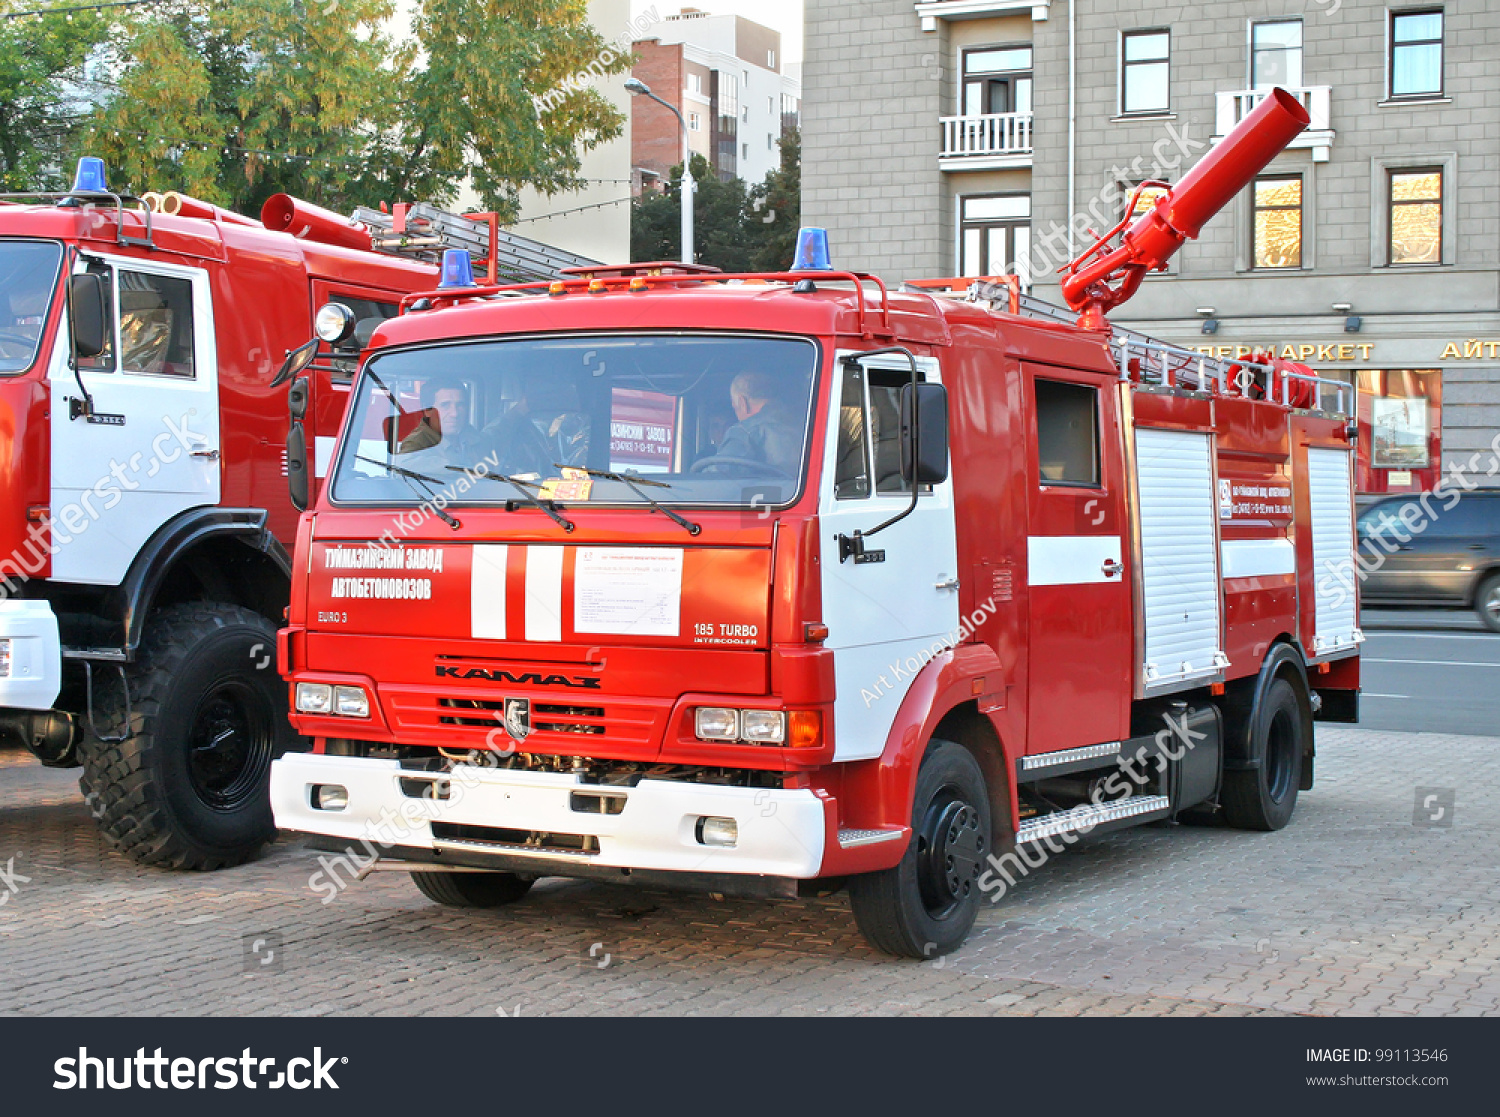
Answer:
[788,710,822,748]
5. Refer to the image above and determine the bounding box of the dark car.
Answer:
[1356,490,1500,632]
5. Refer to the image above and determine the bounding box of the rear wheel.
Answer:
[1222,676,1305,831]
[849,740,990,959]
[79,604,298,869]
[1475,573,1500,634]
[411,870,534,908]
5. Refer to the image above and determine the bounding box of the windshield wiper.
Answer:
[456,467,575,533]
[555,464,701,536]
[355,454,462,530]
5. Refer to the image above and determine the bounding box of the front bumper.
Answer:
[271,752,829,879]
[0,600,61,711]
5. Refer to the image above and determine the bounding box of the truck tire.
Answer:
[411,870,534,908]
[78,604,298,870]
[1221,676,1304,831]
[848,740,990,959]
[1475,572,1500,633]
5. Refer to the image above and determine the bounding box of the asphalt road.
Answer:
[1359,609,1500,736]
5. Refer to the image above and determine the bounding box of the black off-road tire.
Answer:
[78,603,299,870]
[849,740,991,959]
[1221,676,1305,831]
[1475,572,1500,634]
[411,871,535,908]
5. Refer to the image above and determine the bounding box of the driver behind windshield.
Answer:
[712,371,802,475]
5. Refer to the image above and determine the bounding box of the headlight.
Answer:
[0,638,10,678]
[314,302,356,343]
[739,710,786,744]
[694,707,740,741]
[295,683,333,714]
[334,685,370,718]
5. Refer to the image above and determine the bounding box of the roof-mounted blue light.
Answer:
[791,227,832,272]
[72,156,108,194]
[437,248,476,289]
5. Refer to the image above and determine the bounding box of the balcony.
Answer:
[940,111,1034,170]
[915,1,1051,31]
[1214,86,1334,161]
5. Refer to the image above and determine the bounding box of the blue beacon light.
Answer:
[72,157,108,194]
[437,248,476,289]
[792,227,833,272]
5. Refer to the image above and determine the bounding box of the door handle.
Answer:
[1468,544,1487,551]
[934,576,960,591]
[190,448,220,460]
[1102,560,1124,577]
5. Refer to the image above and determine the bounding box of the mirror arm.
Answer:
[836,347,922,563]
[64,250,99,421]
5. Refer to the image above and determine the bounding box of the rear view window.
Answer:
[1035,378,1099,486]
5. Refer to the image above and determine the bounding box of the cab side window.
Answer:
[1035,378,1099,486]
[118,270,195,377]
[834,360,929,498]
[834,361,870,498]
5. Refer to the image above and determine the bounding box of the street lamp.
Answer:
[625,76,694,265]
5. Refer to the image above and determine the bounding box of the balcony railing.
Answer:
[1214,86,1333,159]
[940,111,1034,163]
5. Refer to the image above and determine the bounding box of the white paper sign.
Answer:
[574,547,684,637]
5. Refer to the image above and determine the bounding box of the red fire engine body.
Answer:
[271,89,1362,955]
[0,175,439,868]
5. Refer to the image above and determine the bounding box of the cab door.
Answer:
[819,351,961,762]
[1021,363,1131,753]
[49,253,220,586]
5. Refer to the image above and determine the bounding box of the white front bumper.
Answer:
[0,600,61,711]
[271,753,828,879]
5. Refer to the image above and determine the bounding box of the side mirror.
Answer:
[900,381,949,485]
[287,376,311,511]
[70,273,107,359]
[271,338,319,387]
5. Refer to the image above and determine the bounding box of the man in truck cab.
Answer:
[710,370,803,476]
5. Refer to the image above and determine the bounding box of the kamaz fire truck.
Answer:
[0,161,595,870]
[270,89,1362,956]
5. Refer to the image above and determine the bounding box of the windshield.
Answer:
[0,241,63,375]
[329,333,821,509]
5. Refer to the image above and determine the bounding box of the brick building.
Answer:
[803,0,1500,492]
[632,9,801,191]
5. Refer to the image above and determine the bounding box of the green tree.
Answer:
[746,124,800,271]
[0,4,112,190]
[77,0,626,217]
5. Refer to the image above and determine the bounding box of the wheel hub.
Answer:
[917,796,985,916]
[187,680,274,810]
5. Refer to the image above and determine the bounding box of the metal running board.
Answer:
[837,828,906,849]
[1016,795,1171,844]
[353,202,600,283]
[1018,741,1121,775]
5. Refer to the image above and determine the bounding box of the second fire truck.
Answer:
[270,89,1362,956]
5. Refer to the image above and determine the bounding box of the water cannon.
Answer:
[1061,88,1311,328]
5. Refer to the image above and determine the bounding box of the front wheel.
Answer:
[1221,676,1305,831]
[849,740,991,958]
[1475,573,1500,633]
[79,604,299,869]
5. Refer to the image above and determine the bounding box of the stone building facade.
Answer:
[803,0,1500,492]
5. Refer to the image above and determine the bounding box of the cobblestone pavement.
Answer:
[0,726,1494,1017]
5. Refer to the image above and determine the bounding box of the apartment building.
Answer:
[803,1,1500,493]
[632,8,802,190]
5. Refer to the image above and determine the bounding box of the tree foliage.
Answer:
[0,5,112,190]
[3,0,627,217]
[631,125,801,272]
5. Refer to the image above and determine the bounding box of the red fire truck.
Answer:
[0,163,595,870]
[271,89,1362,956]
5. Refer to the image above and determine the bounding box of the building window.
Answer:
[1389,168,1442,264]
[1252,20,1302,88]
[742,106,748,123]
[688,111,702,132]
[1121,30,1170,114]
[767,49,776,68]
[1253,175,1303,269]
[742,142,749,159]
[1390,9,1443,97]
[687,73,702,95]
[767,133,774,150]
[962,46,1032,116]
[1121,181,1169,220]
[960,194,1030,281]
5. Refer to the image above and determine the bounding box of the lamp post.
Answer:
[625,76,694,265]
